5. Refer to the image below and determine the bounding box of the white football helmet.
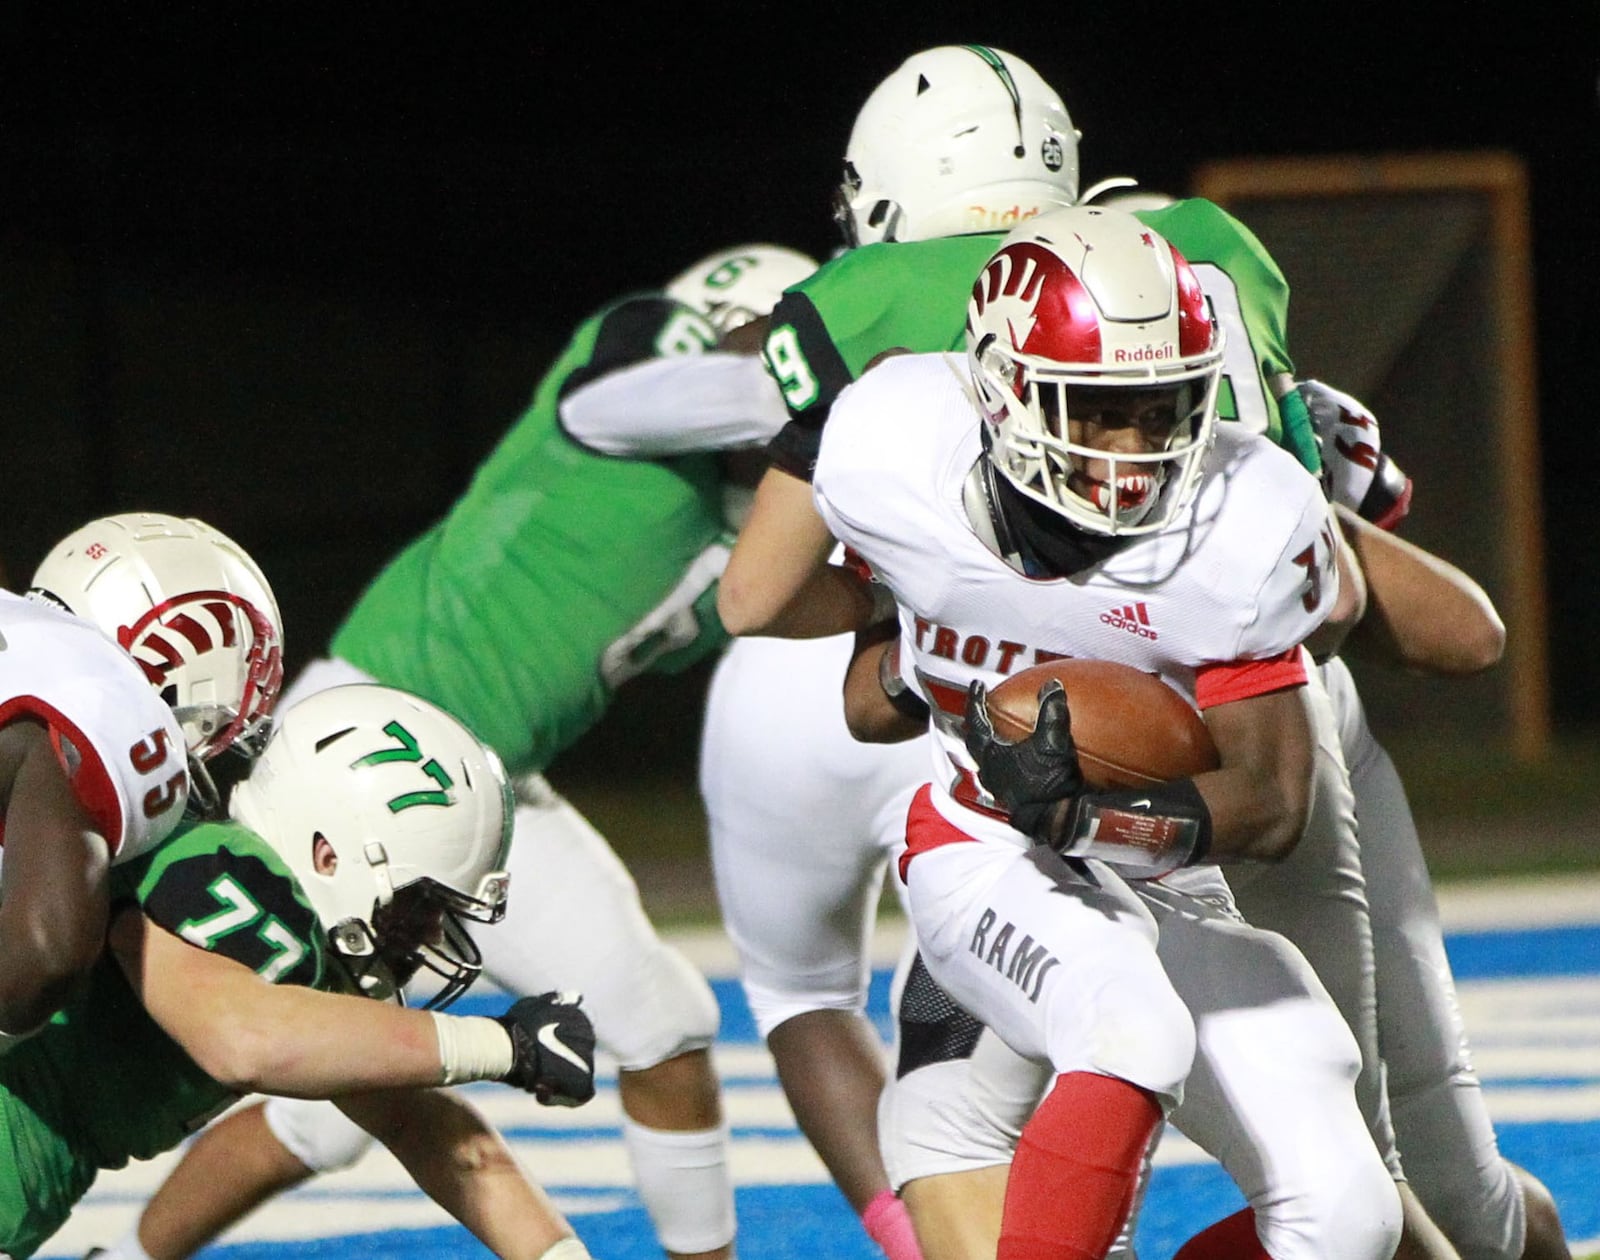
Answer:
[28,512,284,762]
[230,683,513,1009]
[1096,187,1178,214]
[966,206,1225,536]
[665,243,819,334]
[835,45,1080,247]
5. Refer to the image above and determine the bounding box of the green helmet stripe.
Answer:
[961,44,1026,156]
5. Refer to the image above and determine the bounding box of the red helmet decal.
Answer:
[1167,243,1215,357]
[118,591,249,683]
[973,241,1102,364]
[116,590,283,754]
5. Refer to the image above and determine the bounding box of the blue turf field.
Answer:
[44,876,1600,1260]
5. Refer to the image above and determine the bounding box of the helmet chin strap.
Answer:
[963,455,1026,572]
[364,841,397,906]
[327,843,400,985]
[966,447,1130,579]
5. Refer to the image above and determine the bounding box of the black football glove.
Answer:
[496,990,597,1107]
[964,679,1083,839]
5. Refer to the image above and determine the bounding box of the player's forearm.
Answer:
[116,912,512,1096]
[0,879,106,1035]
[180,982,464,1097]
[559,353,788,456]
[1338,505,1505,675]
[1189,764,1308,863]
[347,1089,575,1260]
[0,920,94,1039]
[0,761,110,1034]
[719,468,847,636]
[843,626,927,743]
[1192,688,1314,863]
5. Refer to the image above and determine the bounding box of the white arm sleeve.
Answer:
[558,353,789,456]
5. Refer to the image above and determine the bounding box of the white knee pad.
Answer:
[616,942,722,1069]
[741,975,872,1042]
[1254,1155,1402,1260]
[620,1117,737,1255]
[262,1097,373,1172]
[476,780,720,1069]
[878,1030,1050,1191]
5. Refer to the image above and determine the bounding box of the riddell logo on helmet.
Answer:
[966,204,1048,231]
[1113,344,1176,363]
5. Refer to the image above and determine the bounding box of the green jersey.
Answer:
[762,197,1320,479]
[331,294,733,776]
[0,819,330,1258]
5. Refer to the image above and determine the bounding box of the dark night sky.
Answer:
[3,5,1599,729]
[7,7,1595,322]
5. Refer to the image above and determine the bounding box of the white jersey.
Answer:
[813,352,1339,844]
[0,590,188,862]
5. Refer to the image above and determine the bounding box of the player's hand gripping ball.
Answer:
[965,677,1083,837]
[981,659,1218,792]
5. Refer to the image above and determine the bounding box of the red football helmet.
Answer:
[966,205,1224,535]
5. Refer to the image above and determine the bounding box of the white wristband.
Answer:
[538,1239,594,1260]
[431,1013,515,1085]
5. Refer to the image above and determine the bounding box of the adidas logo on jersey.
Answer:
[1101,602,1158,640]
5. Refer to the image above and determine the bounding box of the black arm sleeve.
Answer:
[762,290,858,482]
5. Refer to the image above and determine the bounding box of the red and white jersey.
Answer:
[0,590,189,862]
[814,352,1339,845]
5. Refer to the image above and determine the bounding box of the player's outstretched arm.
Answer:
[109,909,598,1102]
[338,1087,590,1260]
[718,467,877,638]
[0,723,111,1040]
[1194,686,1316,863]
[1337,504,1506,676]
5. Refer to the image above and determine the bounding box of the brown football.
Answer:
[985,658,1219,789]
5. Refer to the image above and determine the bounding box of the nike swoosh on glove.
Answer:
[496,990,597,1106]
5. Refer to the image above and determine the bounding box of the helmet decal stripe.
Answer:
[162,611,215,657]
[961,45,1026,157]
[348,719,458,811]
[203,600,240,647]
[128,629,188,681]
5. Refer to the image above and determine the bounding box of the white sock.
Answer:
[619,1116,736,1255]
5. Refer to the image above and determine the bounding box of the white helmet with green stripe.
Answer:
[230,682,512,1008]
[665,243,819,335]
[834,44,1081,247]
